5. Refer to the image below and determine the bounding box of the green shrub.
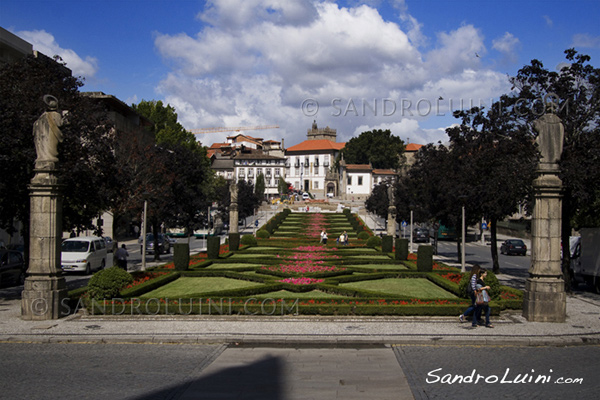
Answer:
[256,229,270,239]
[229,233,240,251]
[366,236,382,248]
[87,267,133,300]
[458,270,501,299]
[241,234,257,246]
[417,245,434,272]
[381,235,393,253]
[395,238,409,260]
[173,243,190,271]
[357,231,370,240]
[207,236,221,259]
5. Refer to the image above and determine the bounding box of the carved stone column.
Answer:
[21,167,68,320]
[229,181,239,234]
[523,113,566,322]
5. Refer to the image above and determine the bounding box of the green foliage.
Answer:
[87,267,134,300]
[342,129,405,170]
[256,229,270,239]
[381,235,393,253]
[395,238,409,260]
[357,231,370,240]
[173,243,190,271]
[241,234,258,246]
[458,271,501,299]
[255,173,265,202]
[366,236,382,248]
[417,245,434,272]
[207,236,221,259]
[229,233,240,251]
[132,100,197,150]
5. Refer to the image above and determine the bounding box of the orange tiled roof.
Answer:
[372,169,397,175]
[346,164,372,171]
[286,139,345,152]
[405,143,423,151]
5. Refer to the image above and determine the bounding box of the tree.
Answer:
[365,181,392,219]
[505,49,600,285]
[446,104,537,272]
[255,173,265,202]
[342,129,405,169]
[132,100,197,150]
[0,54,116,245]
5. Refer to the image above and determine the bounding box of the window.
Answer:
[314,166,319,175]
[314,181,319,189]
[358,176,363,185]
[347,176,352,185]
[275,168,280,177]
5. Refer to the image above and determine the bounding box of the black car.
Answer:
[139,233,171,254]
[500,239,527,256]
[413,228,430,243]
[0,250,26,287]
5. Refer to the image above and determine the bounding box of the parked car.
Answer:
[0,249,26,287]
[302,192,310,200]
[139,233,171,255]
[500,239,527,256]
[326,192,334,198]
[103,236,117,253]
[61,236,107,274]
[413,228,430,243]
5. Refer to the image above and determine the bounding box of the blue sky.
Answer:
[2,0,599,146]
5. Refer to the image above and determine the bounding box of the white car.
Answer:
[326,192,334,198]
[302,193,310,200]
[61,236,107,274]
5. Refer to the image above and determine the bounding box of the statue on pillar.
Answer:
[33,95,68,170]
[523,113,567,322]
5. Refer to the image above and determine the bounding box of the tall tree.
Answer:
[342,129,405,169]
[505,49,600,285]
[255,173,266,202]
[132,100,197,150]
[0,54,116,244]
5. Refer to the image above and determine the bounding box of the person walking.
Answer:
[459,264,480,324]
[473,269,493,328]
[320,229,328,244]
[115,244,129,271]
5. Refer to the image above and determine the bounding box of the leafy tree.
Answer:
[504,49,600,284]
[278,178,291,195]
[365,181,392,219]
[0,54,116,247]
[214,179,260,223]
[132,100,197,150]
[342,129,405,169]
[446,105,537,272]
[255,173,265,202]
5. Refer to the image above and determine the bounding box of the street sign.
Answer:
[482,222,488,230]
[401,221,407,227]
[255,220,259,227]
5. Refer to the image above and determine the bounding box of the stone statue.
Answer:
[533,113,564,165]
[387,184,395,206]
[33,95,67,168]
[230,180,238,204]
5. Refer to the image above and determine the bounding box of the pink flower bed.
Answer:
[278,277,324,285]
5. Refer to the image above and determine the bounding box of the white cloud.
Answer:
[572,33,600,49]
[16,30,98,78]
[543,15,553,27]
[492,32,520,63]
[154,1,507,147]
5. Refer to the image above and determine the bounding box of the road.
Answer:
[0,342,597,399]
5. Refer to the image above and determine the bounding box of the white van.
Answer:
[61,236,107,274]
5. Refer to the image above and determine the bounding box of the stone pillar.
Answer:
[229,181,239,234]
[523,113,566,322]
[386,185,396,242]
[22,168,68,320]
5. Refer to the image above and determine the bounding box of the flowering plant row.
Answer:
[278,277,325,285]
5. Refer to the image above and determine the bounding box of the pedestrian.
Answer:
[459,264,480,324]
[320,229,328,244]
[115,244,129,271]
[473,269,493,328]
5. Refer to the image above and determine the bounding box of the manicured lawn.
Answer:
[141,277,263,298]
[230,253,275,259]
[341,278,459,299]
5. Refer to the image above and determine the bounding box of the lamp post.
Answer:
[141,193,149,272]
[461,204,466,272]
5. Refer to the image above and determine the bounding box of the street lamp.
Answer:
[141,192,150,272]
[458,195,468,273]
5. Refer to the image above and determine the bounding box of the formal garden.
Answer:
[72,209,523,316]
